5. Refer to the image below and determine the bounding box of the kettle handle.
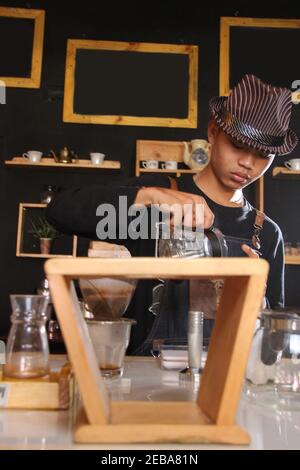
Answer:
[183,141,191,167]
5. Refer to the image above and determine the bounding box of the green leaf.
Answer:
[29,216,61,239]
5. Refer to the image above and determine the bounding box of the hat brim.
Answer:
[209,96,298,156]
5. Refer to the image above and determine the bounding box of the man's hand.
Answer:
[241,244,259,258]
[134,186,214,229]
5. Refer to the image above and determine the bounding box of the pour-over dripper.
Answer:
[79,277,136,320]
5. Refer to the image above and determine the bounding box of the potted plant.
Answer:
[30,216,60,255]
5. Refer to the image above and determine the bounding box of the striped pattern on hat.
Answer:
[209,74,298,156]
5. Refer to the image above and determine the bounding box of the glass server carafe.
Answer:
[4,295,50,379]
[245,310,300,410]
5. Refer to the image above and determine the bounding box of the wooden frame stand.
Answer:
[16,203,78,258]
[45,257,268,445]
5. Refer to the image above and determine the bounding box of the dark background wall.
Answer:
[1,0,300,336]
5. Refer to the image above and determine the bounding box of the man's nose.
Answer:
[238,151,255,169]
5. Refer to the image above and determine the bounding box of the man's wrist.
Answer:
[134,187,153,206]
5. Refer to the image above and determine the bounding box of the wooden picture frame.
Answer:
[16,203,78,258]
[63,40,198,128]
[0,7,45,88]
[45,257,268,444]
[220,17,300,103]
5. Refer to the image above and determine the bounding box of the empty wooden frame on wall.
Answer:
[0,7,45,88]
[63,40,198,128]
[220,17,300,103]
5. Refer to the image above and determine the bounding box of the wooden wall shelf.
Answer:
[139,168,197,177]
[5,157,121,171]
[136,140,202,177]
[17,253,75,259]
[16,203,78,258]
[272,167,300,179]
[285,256,300,265]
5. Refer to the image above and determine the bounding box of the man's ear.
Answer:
[207,120,219,144]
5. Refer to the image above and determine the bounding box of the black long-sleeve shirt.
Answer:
[46,174,284,352]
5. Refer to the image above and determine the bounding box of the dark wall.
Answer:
[1,0,300,335]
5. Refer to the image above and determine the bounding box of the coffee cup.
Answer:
[284,158,300,171]
[161,161,178,170]
[141,160,159,169]
[22,151,43,163]
[90,152,105,165]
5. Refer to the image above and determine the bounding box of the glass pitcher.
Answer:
[4,295,50,379]
[245,310,300,410]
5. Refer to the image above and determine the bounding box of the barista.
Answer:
[46,74,298,354]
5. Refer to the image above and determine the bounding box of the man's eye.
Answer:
[232,140,244,149]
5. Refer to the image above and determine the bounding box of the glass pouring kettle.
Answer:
[245,309,300,410]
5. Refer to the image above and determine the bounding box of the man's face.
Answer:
[207,121,275,189]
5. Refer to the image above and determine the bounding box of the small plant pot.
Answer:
[40,238,52,255]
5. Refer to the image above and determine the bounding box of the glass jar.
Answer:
[4,295,50,379]
[245,310,300,410]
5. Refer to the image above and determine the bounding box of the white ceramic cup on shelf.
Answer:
[141,160,159,169]
[161,161,178,170]
[284,158,300,171]
[90,152,105,165]
[22,150,43,163]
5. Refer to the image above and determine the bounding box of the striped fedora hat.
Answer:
[209,74,298,156]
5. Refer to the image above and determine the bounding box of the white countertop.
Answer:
[0,356,300,450]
